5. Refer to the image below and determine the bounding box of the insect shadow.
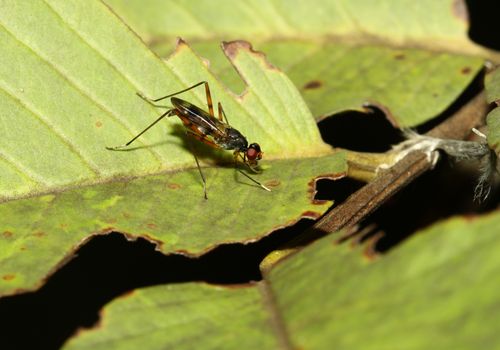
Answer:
[170,123,267,190]
[169,123,229,166]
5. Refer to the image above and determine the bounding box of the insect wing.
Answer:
[173,98,226,137]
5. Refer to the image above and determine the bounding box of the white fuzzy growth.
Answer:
[384,129,496,203]
[391,130,441,167]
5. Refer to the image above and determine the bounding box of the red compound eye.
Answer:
[246,147,258,160]
[246,143,262,161]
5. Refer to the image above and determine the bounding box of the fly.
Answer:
[106,81,271,199]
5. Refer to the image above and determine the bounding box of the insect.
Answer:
[106,81,271,199]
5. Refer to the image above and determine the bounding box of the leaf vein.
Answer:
[0,150,43,185]
[40,0,168,164]
[0,74,100,176]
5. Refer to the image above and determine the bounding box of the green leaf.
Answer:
[0,156,344,294]
[0,1,345,295]
[63,212,500,349]
[106,0,486,127]
[66,284,280,350]
[268,214,500,349]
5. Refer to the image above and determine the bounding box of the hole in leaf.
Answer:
[318,109,403,152]
[314,177,365,203]
[466,0,500,50]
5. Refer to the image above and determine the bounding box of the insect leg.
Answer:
[106,109,175,150]
[203,81,214,117]
[136,92,169,109]
[233,152,271,192]
[236,152,261,174]
[139,81,207,102]
[139,81,217,118]
[185,130,217,200]
[192,150,208,200]
[217,102,230,124]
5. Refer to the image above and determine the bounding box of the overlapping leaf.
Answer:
[106,0,486,126]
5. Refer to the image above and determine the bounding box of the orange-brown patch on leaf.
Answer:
[222,40,279,71]
[176,37,187,47]
[2,274,15,281]
[303,80,323,90]
[33,231,46,238]
[2,231,13,238]
[363,231,385,260]
[95,121,103,128]
[264,179,280,189]
[168,183,182,190]
[393,53,406,60]
[451,0,469,22]
[301,211,322,219]
[119,289,137,299]
[221,283,256,289]
[461,66,472,74]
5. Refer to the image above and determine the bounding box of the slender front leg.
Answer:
[140,81,216,118]
[106,109,174,150]
[233,152,271,192]
[146,81,206,103]
[217,102,229,124]
[193,151,208,200]
[185,131,213,200]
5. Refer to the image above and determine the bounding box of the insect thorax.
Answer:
[217,127,248,151]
